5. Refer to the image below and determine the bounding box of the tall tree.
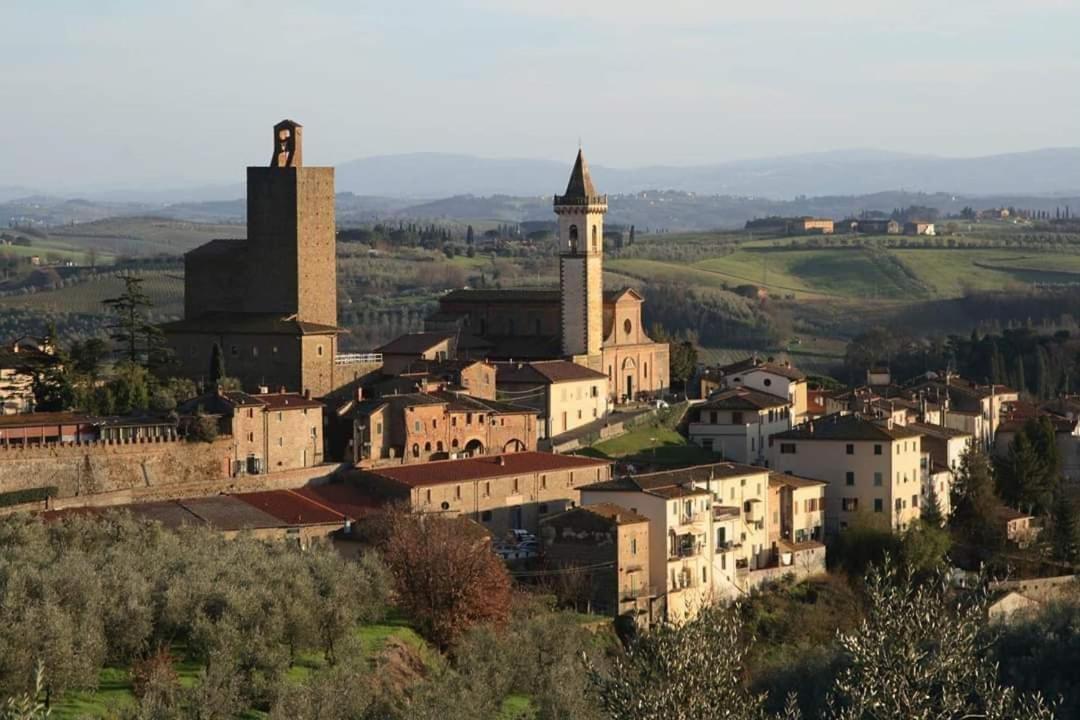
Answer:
[102,273,164,365]
[922,483,944,527]
[951,441,1002,547]
[208,342,226,388]
[1050,488,1080,564]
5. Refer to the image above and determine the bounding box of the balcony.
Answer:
[335,352,382,366]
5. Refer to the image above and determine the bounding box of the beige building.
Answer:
[494,360,609,439]
[349,451,611,537]
[0,337,59,415]
[580,462,827,619]
[687,387,792,465]
[375,333,456,375]
[769,413,923,533]
[540,503,651,619]
[789,217,835,235]
[712,357,809,419]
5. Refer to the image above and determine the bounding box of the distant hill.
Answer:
[334,148,1080,199]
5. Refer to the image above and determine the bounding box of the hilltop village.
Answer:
[1,125,1078,677]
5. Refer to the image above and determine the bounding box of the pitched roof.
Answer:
[773,413,921,442]
[768,471,828,489]
[583,474,713,499]
[495,360,607,384]
[375,332,454,355]
[575,502,649,525]
[701,387,791,411]
[559,149,598,200]
[160,311,339,336]
[718,357,806,381]
[359,452,609,488]
[583,462,765,499]
[0,411,98,429]
[255,392,323,411]
[185,238,246,259]
[908,422,972,440]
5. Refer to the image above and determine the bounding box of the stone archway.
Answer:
[503,438,525,453]
[464,439,484,456]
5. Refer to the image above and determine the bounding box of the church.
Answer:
[428,151,670,403]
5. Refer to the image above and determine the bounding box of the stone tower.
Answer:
[245,119,337,328]
[556,149,606,369]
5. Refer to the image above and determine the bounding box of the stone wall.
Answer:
[0,437,233,499]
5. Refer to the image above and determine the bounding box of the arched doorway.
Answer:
[464,439,484,456]
[503,439,525,453]
[621,357,638,403]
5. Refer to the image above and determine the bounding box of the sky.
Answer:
[3,0,1080,190]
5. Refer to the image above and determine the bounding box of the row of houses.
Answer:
[746,217,937,236]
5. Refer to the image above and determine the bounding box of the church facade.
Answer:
[429,151,669,403]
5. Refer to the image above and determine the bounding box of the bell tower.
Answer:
[556,149,606,368]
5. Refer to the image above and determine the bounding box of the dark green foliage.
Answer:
[1050,489,1080,563]
[102,273,167,366]
[0,487,57,508]
[68,337,108,377]
[951,441,1004,547]
[996,418,1060,516]
[208,342,225,388]
[185,412,219,443]
[995,599,1080,719]
[922,482,944,527]
[648,324,698,389]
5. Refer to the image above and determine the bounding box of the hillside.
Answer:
[46,217,244,257]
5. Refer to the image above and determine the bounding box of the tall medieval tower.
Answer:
[556,149,606,370]
[245,119,337,328]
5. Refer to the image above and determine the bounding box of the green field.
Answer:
[48,217,243,257]
[0,269,184,318]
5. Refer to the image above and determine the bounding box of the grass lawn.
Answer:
[584,425,715,468]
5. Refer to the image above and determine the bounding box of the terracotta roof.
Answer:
[583,463,754,499]
[359,451,609,488]
[575,502,649,525]
[376,332,454,355]
[908,422,972,440]
[806,390,827,414]
[160,311,339,336]
[0,412,97,429]
[234,490,344,525]
[773,413,921,442]
[495,360,607,384]
[176,496,284,530]
[293,483,383,519]
[768,471,828,489]
[701,387,790,411]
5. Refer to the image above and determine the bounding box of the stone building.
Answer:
[347,389,538,466]
[540,503,651,619]
[0,337,60,415]
[162,121,379,397]
[348,451,612,536]
[493,360,608,439]
[178,388,324,475]
[425,151,669,403]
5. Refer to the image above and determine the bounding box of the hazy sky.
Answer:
[4,0,1080,190]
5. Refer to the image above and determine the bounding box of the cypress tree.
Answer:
[1051,488,1080,563]
[923,483,944,528]
[209,342,226,389]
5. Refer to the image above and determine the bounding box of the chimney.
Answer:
[258,385,269,394]
[304,389,311,399]
[496,456,506,466]
[355,386,364,402]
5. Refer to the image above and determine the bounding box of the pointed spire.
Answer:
[562,148,597,200]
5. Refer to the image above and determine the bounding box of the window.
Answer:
[732,411,744,424]
[412,444,420,458]
[539,503,548,514]
[763,378,772,387]
[278,411,283,422]
[455,485,461,500]
[874,472,883,486]
[425,489,432,504]
[842,498,859,512]
[432,419,437,429]
[780,443,796,454]
[317,345,324,356]
[895,498,903,511]
[424,442,431,452]
[568,224,579,246]
[277,437,283,447]
[230,345,238,357]
[247,408,254,419]
[846,444,854,455]
[702,567,708,584]
[512,478,519,493]
[874,444,882,455]
[845,471,855,486]
[540,474,547,489]
[624,318,632,335]
[481,510,492,522]
[484,481,491,497]
[591,385,599,398]
[247,432,254,442]
[252,346,259,357]
[376,422,383,435]
[912,494,919,508]
[631,538,638,555]
[874,498,883,513]
[466,413,473,425]
[414,420,421,432]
